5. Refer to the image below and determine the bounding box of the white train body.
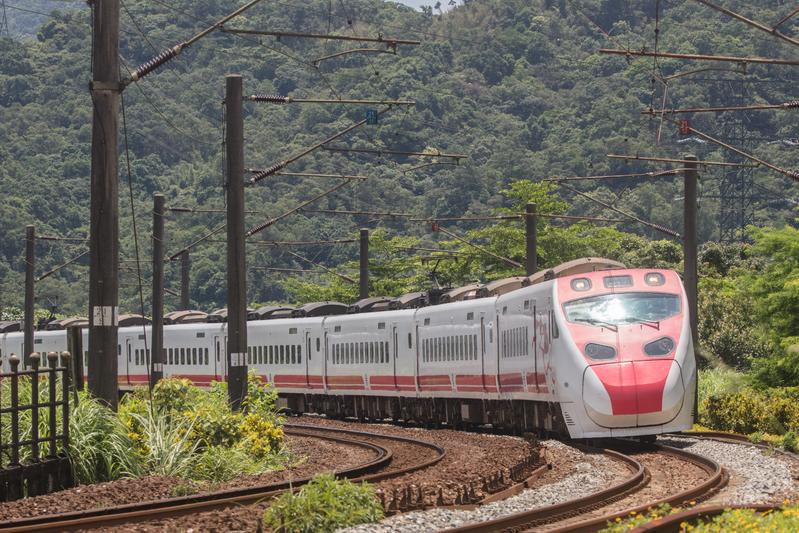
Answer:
[0,268,695,438]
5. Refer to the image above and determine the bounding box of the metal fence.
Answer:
[0,351,72,501]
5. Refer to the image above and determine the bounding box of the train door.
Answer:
[304,329,311,388]
[213,335,227,380]
[532,302,539,393]
[392,323,399,390]
[479,313,487,392]
[123,336,132,385]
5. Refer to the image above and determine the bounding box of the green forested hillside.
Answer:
[0,0,797,315]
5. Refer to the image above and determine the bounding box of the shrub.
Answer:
[243,373,280,418]
[239,413,284,459]
[151,378,203,413]
[702,390,781,434]
[690,504,799,531]
[600,504,679,532]
[189,445,261,483]
[129,410,200,478]
[263,473,384,533]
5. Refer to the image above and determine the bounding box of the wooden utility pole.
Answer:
[225,74,247,409]
[683,155,699,346]
[88,0,120,409]
[359,229,369,299]
[151,194,165,387]
[180,251,190,310]
[525,203,537,276]
[24,225,34,363]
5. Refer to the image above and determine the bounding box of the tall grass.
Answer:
[129,410,199,478]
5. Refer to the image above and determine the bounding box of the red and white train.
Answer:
[0,260,696,438]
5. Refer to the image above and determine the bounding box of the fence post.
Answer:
[47,352,58,459]
[8,354,21,500]
[60,351,72,489]
[28,353,40,496]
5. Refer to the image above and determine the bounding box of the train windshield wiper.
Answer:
[573,318,618,332]
[622,316,661,329]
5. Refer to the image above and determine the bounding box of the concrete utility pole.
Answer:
[151,194,165,387]
[525,203,537,276]
[24,225,34,364]
[225,74,247,409]
[683,155,699,346]
[359,229,369,299]
[89,0,120,409]
[180,251,190,310]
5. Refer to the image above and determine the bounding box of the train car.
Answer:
[0,263,696,439]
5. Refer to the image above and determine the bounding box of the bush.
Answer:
[263,473,384,533]
[690,504,799,531]
[600,504,679,532]
[189,445,261,483]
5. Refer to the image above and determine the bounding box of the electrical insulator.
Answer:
[249,162,287,185]
[784,100,799,108]
[679,120,691,136]
[130,44,183,83]
[250,94,291,104]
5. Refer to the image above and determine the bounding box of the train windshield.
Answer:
[563,292,681,326]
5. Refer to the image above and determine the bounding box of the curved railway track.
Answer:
[441,439,726,533]
[0,424,446,533]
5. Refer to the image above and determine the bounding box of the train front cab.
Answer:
[554,269,696,438]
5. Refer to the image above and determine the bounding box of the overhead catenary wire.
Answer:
[643,100,799,114]
[557,182,681,239]
[545,169,686,181]
[248,106,397,184]
[246,180,354,237]
[434,226,523,269]
[281,249,356,283]
[123,0,268,85]
[599,48,799,66]
[36,250,90,282]
[691,0,799,49]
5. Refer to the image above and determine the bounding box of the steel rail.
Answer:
[441,446,646,533]
[442,441,725,533]
[0,427,381,532]
[546,442,727,533]
[0,425,446,533]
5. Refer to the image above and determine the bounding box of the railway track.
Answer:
[0,424,445,533]
[440,439,726,533]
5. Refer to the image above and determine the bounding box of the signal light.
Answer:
[571,278,592,291]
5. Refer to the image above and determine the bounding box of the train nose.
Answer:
[582,360,685,428]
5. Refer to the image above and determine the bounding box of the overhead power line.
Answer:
[434,226,523,269]
[249,106,397,185]
[248,95,415,106]
[245,170,369,181]
[221,28,421,46]
[607,154,758,168]
[643,101,799,114]
[123,0,267,86]
[324,146,468,159]
[36,250,90,282]
[557,183,681,239]
[599,48,799,66]
[691,0,799,48]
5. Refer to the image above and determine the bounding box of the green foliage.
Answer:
[602,504,799,532]
[128,409,200,478]
[701,387,799,437]
[600,504,679,532]
[3,0,796,314]
[263,473,384,533]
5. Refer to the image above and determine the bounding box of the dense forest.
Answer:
[0,0,797,319]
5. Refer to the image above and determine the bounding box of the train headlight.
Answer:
[571,278,592,291]
[644,337,675,356]
[584,343,616,360]
[644,272,665,286]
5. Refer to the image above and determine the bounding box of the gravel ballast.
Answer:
[658,435,799,505]
[339,439,623,533]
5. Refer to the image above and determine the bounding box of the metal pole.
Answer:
[683,155,699,347]
[359,229,369,299]
[88,0,120,409]
[180,251,190,310]
[525,204,537,276]
[225,74,247,410]
[24,225,34,364]
[151,194,165,387]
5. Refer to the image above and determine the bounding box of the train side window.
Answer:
[204,348,209,365]
[193,348,198,365]
[247,346,253,364]
[474,334,479,359]
[278,345,284,364]
[360,342,365,364]
[407,332,412,349]
[384,341,390,361]
[146,349,150,365]
[167,348,172,365]
[297,345,302,364]
[134,349,139,365]
[316,338,321,352]
[551,311,559,338]
[267,346,272,364]
[180,348,185,365]
[291,345,296,364]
